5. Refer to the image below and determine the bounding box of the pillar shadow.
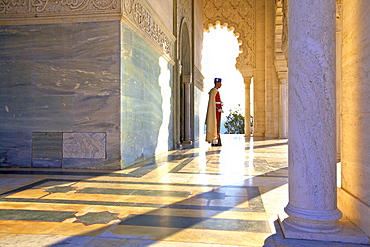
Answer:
[47,167,288,246]
[0,137,288,246]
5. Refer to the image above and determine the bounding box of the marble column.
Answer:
[278,78,287,138]
[281,0,343,239]
[244,77,251,137]
[335,3,342,161]
[182,74,192,144]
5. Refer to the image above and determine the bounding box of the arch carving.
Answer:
[336,0,342,32]
[203,0,256,69]
[177,0,192,54]
[179,19,192,80]
[274,0,288,79]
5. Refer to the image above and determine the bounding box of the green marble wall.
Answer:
[0,21,121,169]
[120,23,174,167]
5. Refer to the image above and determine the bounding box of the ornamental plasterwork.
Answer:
[0,0,118,14]
[122,0,175,61]
[281,0,288,55]
[274,0,288,79]
[177,0,192,58]
[203,0,256,69]
[336,0,342,32]
[178,0,192,27]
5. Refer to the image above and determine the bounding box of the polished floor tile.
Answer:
[1,135,363,246]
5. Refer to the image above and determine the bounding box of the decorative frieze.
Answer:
[178,0,191,23]
[0,0,118,15]
[281,0,288,55]
[122,0,174,60]
[274,0,288,79]
[177,0,193,60]
[336,0,342,32]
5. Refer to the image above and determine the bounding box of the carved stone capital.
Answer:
[182,74,192,85]
[238,65,254,79]
[275,0,288,81]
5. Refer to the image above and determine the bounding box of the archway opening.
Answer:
[201,25,245,135]
[175,21,193,148]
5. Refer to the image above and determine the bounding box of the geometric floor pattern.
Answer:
[0,135,366,246]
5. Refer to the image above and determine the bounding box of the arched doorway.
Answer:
[175,20,193,147]
[201,25,246,136]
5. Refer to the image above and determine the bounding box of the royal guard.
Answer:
[205,78,224,146]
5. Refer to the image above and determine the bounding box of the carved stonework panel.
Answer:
[282,0,288,54]
[177,0,193,58]
[63,132,106,159]
[0,0,118,14]
[203,0,256,69]
[122,0,174,60]
[336,0,342,32]
[178,0,192,25]
[274,0,288,79]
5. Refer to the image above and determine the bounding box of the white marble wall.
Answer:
[253,0,266,137]
[339,0,370,236]
[265,0,280,138]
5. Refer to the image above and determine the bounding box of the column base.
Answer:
[265,133,279,138]
[252,132,264,137]
[176,143,183,149]
[284,204,343,233]
[279,214,370,244]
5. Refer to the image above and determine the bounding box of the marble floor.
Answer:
[0,135,368,247]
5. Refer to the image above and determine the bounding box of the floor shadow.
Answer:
[48,171,287,246]
[245,141,288,150]
[0,137,289,246]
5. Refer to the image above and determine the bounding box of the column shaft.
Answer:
[244,78,251,137]
[184,80,192,144]
[278,79,287,138]
[284,0,342,233]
